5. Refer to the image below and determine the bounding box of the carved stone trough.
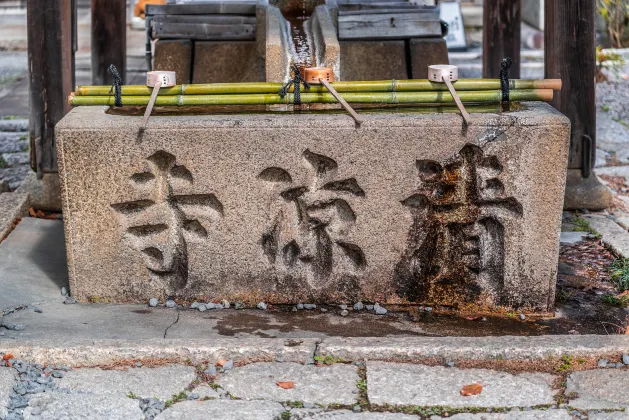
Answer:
[56,103,570,311]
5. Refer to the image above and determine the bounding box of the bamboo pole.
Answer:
[69,89,554,106]
[74,79,562,96]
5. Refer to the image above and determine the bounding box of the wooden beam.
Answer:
[482,0,521,78]
[91,0,126,85]
[338,13,442,40]
[27,0,73,175]
[545,0,596,171]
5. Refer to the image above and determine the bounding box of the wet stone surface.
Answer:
[216,362,359,405]
[366,362,557,408]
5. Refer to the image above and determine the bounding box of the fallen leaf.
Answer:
[465,316,480,321]
[619,291,629,298]
[276,381,294,389]
[28,208,36,217]
[216,360,227,367]
[2,354,14,361]
[460,383,482,396]
[624,325,629,335]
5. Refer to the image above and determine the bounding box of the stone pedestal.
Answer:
[56,103,570,311]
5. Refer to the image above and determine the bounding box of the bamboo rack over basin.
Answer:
[74,79,562,96]
[69,89,554,106]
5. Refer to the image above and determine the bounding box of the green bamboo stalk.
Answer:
[74,79,561,96]
[69,89,553,106]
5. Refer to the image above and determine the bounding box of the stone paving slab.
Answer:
[55,365,197,400]
[191,383,220,399]
[318,336,629,362]
[432,410,574,419]
[0,164,29,189]
[2,151,29,165]
[217,362,359,405]
[584,214,629,258]
[367,362,557,408]
[0,190,28,242]
[0,367,15,420]
[589,412,629,419]
[292,410,419,419]
[0,119,28,132]
[155,400,285,419]
[22,392,145,420]
[566,370,629,410]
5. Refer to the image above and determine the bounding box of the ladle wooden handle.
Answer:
[141,80,162,130]
[319,78,363,126]
[443,77,472,126]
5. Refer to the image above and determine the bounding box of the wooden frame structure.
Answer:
[28,0,597,190]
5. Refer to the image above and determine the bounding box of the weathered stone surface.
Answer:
[292,410,418,419]
[340,41,407,81]
[0,368,15,420]
[0,190,28,240]
[367,362,557,407]
[16,171,62,211]
[55,365,196,400]
[584,215,629,258]
[193,41,264,83]
[410,38,449,79]
[56,103,569,310]
[153,40,192,85]
[23,392,144,420]
[559,231,588,245]
[155,400,285,419]
[566,370,629,410]
[318,335,629,362]
[2,151,29,166]
[589,412,629,420]
[311,5,340,79]
[191,383,220,399]
[0,164,30,189]
[217,362,359,405]
[564,170,613,211]
[265,6,290,82]
[434,410,573,419]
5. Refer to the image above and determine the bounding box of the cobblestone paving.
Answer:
[4,358,629,419]
[0,119,29,190]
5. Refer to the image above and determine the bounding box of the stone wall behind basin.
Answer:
[56,104,570,311]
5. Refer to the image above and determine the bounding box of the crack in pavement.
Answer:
[163,311,180,339]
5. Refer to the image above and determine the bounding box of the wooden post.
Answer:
[27,0,74,176]
[545,0,596,174]
[482,0,521,79]
[91,0,126,85]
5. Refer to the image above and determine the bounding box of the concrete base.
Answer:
[563,169,614,211]
[56,103,570,310]
[16,171,62,211]
[340,40,407,81]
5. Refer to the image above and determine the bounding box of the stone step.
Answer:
[0,165,30,190]
[0,190,29,240]
[0,139,28,154]
[2,152,29,167]
[0,119,28,132]
[0,132,27,142]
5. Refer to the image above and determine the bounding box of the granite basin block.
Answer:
[56,103,570,310]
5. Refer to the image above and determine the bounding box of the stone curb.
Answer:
[0,191,29,240]
[584,214,629,257]
[317,335,629,361]
[2,335,628,366]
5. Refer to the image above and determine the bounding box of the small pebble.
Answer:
[339,304,348,310]
[303,402,315,409]
[320,308,328,312]
[136,361,143,367]
[61,287,68,296]
[598,359,609,368]
[297,303,304,310]
[214,303,223,309]
[32,306,43,313]
[206,302,216,310]
[617,362,624,368]
[148,298,159,307]
[623,354,629,365]
[235,302,245,310]
[257,302,268,310]
[222,300,230,309]
[341,310,349,317]
[365,305,374,311]
[166,300,176,308]
[198,304,207,312]
[190,302,200,309]
[51,371,65,378]
[375,306,387,315]
[222,360,234,371]
[189,393,199,400]
[353,405,362,413]
[64,297,77,305]
[446,361,455,368]
[204,365,217,375]
[424,306,433,312]
[292,306,298,312]
[304,304,317,310]
[519,314,526,320]
[354,302,364,311]
[2,323,24,331]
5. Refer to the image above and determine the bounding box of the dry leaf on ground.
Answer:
[276,381,295,389]
[460,383,483,396]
